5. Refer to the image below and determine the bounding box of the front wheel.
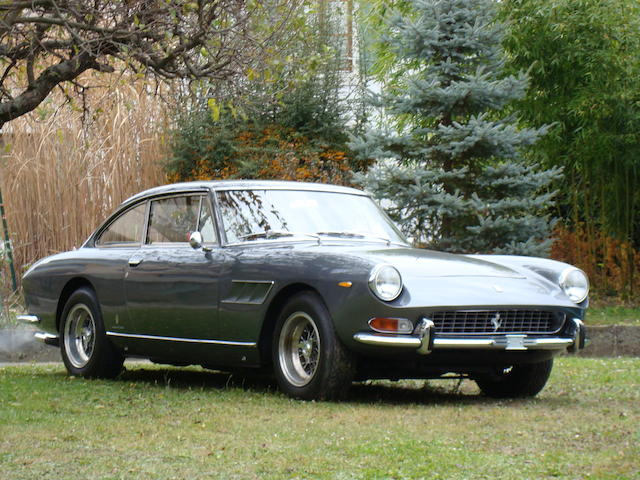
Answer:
[60,287,124,378]
[273,291,355,400]
[475,358,554,398]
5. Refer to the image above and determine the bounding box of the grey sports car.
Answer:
[19,180,588,400]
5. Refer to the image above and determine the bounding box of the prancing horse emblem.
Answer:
[490,313,502,332]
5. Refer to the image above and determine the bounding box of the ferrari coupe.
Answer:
[19,180,589,399]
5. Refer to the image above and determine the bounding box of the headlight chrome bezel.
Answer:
[368,264,403,302]
[559,267,589,303]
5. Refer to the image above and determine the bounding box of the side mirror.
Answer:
[189,231,203,249]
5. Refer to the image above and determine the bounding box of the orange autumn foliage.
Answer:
[168,124,362,186]
[551,223,640,300]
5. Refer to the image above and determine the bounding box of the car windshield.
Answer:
[216,189,407,245]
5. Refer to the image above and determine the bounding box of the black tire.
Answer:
[272,291,355,400]
[475,359,554,398]
[60,287,124,378]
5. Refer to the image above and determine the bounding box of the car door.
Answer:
[124,193,223,343]
[92,200,148,333]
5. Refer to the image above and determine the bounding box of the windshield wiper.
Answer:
[316,231,366,238]
[316,231,392,246]
[239,230,320,242]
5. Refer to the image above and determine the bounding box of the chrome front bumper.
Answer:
[353,318,588,355]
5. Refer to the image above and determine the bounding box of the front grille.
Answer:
[430,310,565,335]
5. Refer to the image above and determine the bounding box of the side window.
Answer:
[146,195,200,244]
[198,198,217,243]
[97,203,146,246]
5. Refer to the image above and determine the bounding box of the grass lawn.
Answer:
[1,358,638,479]
[586,305,640,327]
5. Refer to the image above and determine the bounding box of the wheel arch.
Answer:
[56,277,97,332]
[258,282,323,365]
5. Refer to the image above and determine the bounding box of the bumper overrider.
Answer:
[354,317,588,354]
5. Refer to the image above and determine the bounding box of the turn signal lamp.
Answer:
[369,317,413,334]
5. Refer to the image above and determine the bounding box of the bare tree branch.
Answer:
[0,51,98,122]
[0,0,301,129]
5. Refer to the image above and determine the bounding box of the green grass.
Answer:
[1,358,638,479]
[586,306,640,326]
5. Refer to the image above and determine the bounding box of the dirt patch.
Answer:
[580,325,640,357]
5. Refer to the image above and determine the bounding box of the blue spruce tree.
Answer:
[351,0,561,256]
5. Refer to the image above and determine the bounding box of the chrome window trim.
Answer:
[87,189,212,248]
[209,186,228,245]
[95,200,149,249]
[213,188,407,247]
[106,331,256,347]
[211,185,369,196]
[198,193,221,246]
[145,193,202,246]
[139,242,202,249]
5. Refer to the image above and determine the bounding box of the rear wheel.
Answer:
[60,287,123,378]
[475,359,554,398]
[273,291,355,400]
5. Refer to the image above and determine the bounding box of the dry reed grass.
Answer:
[0,80,168,287]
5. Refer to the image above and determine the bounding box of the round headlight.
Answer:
[369,264,403,301]
[559,267,589,303]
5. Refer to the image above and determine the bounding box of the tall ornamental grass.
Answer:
[0,82,166,285]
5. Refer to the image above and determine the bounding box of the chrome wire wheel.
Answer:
[278,311,321,387]
[63,303,96,369]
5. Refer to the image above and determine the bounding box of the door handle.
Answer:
[128,257,143,267]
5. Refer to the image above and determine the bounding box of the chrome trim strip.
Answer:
[106,331,256,347]
[353,333,421,348]
[230,279,275,286]
[432,338,495,348]
[17,315,40,324]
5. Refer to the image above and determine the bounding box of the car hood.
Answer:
[357,247,523,279]
[276,241,572,308]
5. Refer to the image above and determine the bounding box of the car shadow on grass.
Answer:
[115,365,565,406]
[118,364,278,393]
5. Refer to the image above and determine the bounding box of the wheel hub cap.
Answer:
[279,312,321,387]
[64,303,96,369]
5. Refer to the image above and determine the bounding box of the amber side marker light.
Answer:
[338,281,352,288]
[369,317,413,334]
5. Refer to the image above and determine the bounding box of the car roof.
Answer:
[122,180,368,206]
